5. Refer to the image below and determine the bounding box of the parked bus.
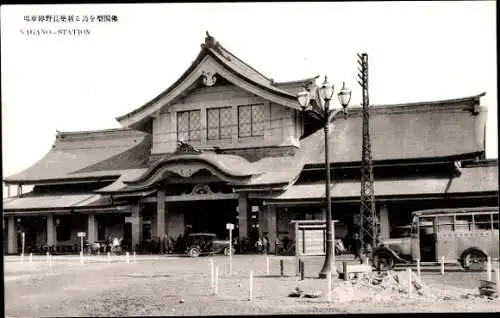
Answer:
[372,206,499,270]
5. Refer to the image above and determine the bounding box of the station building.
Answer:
[3,33,498,254]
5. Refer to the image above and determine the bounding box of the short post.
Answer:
[266,255,270,275]
[300,260,305,281]
[280,259,284,277]
[46,252,49,263]
[416,259,421,278]
[21,232,25,258]
[214,266,219,295]
[485,256,492,281]
[440,256,445,275]
[49,254,52,267]
[226,223,234,275]
[343,261,348,281]
[126,252,130,264]
[29,253,33,264]
[107,252,111,264]
[80,251,84,264]
[248,270,253,301]
[327,271,332,302]
[210,258,214,290]
[494,268,500,293]
[407,268,412,298]
[133,251,137,263]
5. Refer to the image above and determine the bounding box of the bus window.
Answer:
[420,217,434,235]
[473,214,492,230]
[437,216,454,232]
[455,215,472,232]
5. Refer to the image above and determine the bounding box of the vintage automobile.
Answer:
[185,233,235,257]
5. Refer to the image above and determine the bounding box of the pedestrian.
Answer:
[352,233,363,264]
[274,237,281,256]
[263,235,270,254]
[255,237,263,254]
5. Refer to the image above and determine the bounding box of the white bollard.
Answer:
[210,258,214,290]
[126,252,130,264]
[266,255,270,275]
[407,268,412,298]
[486,256,492,281]
[29,253,33,264]
[21,254,24,264]
[49,254,53,267]
[133,251,137,263]
[214,266,219,295]
[440,256,445,275]
[327,271,332,302]
[249,270,253,301]
[80,251,84,265]
[107,252,111,264]
[46,252,50,263]
[416,259,421,278]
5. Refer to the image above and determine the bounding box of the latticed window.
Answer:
[238,104,265,137]
[207,107,233,140]
[177,110,201,142]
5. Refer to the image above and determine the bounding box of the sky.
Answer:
[1,2,497,197]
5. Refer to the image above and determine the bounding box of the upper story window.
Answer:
[238,104,265,138]
[177,110,201,142]
[207,106,232,140]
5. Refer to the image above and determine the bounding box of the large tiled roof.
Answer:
[304,94,487,165]
[4,128,151,184]
[260,165,498,202]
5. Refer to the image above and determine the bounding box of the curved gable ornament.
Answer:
[202,70,217,87]
[167,166,203,178]
[192,184,214,195]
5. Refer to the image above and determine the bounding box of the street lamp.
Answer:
[297,76,352,278]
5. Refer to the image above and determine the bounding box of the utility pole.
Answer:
[357,53,377,254]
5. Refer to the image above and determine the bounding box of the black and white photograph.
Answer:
[1,1,499,315]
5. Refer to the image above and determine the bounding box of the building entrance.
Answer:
[181,200,238,239]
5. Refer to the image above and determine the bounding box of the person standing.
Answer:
[352,233,363,264]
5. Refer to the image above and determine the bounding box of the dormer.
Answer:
[115,32,318,161]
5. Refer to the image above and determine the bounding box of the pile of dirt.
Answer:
[329,271,491,303]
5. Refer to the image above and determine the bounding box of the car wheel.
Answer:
[224,247,235,256]
[462,250,486,271]
[373,251,395,270]
[188,247,201,257]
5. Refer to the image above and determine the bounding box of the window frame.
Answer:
[177,110,201,142]
[206,106,233,141]
[237,104,265,138]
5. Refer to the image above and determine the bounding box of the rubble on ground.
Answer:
[329,270,497,303]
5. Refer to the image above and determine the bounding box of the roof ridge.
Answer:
[274,75,320,85]
[57,128,146,139]
[368,92,486,108]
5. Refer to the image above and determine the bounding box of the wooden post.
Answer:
[280,259,284,277]
[494,268,500,293]
[248,270,253,301]
[29,253,33,264]
[343,261,348,281]
[300,260,305,281]
[126,252,130,264]
[210,258,214,290]
[440,256,445,275]
[214,266,219,295]
[107,252,111,264]
[21,232,25,257]
[266,255,270,275]
[229,226,233,275]
[416,259,421,278]
[486,256,492,281]
[407,268,412,298]
[327,271,332,302]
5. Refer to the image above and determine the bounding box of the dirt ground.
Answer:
[4,254,500,316]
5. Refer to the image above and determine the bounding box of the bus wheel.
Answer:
[373,251,395,270]
[462,250,486,271]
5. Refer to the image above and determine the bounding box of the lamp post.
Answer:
[297,76,352,278]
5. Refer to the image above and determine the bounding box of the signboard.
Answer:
[77,232,86,238]
[226,223,234,230]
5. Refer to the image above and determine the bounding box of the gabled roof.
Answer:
[4,128,150,184]
[116,32,303,129]
[304,93,487,166]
